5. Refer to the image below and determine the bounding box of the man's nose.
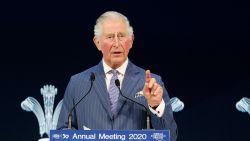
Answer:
[113,36,120,47]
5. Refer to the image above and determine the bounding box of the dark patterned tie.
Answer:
[108,70,119,115]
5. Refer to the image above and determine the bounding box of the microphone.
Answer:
[115,79,151,129]
[67,72,95,129]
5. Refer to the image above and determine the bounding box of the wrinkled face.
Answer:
[93,18,134,69]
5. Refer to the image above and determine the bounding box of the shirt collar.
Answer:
[103,58,128,76]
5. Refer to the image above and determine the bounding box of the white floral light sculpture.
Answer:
[236,97,250,115]
[21,85,63,141]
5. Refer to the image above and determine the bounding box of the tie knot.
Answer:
[111,69,118,76]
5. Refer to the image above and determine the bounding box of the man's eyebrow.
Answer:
[104,33,113,37]
[105,33,114,36]
[105,32,126,36]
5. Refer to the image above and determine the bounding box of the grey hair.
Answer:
[94,11,133,38]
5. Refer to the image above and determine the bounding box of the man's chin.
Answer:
[111,59,126,67]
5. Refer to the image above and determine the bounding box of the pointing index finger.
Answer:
[145,70,151,83]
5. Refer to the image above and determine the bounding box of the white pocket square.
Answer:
[83,125,91,130]
[135,91,144,98]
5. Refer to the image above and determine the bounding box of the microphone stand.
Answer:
[67,72,95,129]
[115,79,151,130]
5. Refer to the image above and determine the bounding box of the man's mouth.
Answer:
[112,51,122,54]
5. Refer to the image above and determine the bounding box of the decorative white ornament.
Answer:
[21,85,63,140]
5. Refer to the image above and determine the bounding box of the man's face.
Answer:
[93,18,134,69]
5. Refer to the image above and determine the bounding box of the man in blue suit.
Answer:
[57,11,177,141]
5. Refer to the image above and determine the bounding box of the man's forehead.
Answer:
[102,17,124,23]
[101,22,128,34]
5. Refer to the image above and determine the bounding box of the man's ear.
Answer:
[131,34,135,41]
[129,34,135,49]
[93,36,101,51]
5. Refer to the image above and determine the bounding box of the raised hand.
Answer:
[143,70,163,108]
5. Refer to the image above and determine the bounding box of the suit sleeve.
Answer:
[149,76,178,141]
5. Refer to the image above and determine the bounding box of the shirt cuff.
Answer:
[148,99,165,117]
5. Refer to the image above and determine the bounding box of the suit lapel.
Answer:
[93,62,113,119]
[116,61,141,115]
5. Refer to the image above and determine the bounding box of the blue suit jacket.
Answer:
[57,61,177,141]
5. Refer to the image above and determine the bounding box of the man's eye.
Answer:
[118,34,124,37]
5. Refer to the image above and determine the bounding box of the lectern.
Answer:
[50,130,169,141]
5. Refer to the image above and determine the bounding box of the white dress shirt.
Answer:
[102,58,165,117]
